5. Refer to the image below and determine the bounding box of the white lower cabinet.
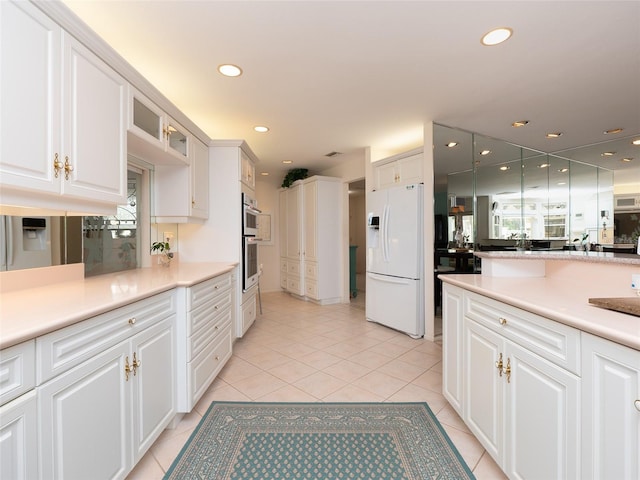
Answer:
[445,284,582,479]
[38,294,176,480]
[581,332,640,480]
[176,273,233,412]
[0,390,38,480]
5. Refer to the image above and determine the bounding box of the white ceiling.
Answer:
[61,0,640,186]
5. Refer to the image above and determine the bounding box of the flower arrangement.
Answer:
[151,240,173,266]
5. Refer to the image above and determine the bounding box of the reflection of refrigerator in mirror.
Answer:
[0,216,52,271]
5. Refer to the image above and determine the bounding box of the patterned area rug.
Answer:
[164,402,475,480]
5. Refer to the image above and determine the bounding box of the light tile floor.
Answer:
[127,291,507,479]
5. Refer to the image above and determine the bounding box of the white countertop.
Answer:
[439,273,640,351]
[475,250,640,265]
[0,262,236,350]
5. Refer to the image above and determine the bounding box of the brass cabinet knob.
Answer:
[128,317,136,325]
[63,156,73,180]
[495,353,504,377]
[504,358,511,383]
[499,317,508,326]
[53,153,63,178]
[125,356,132,381]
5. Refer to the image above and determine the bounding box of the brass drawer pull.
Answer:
[128,317,136,325]
[504,358,511,383]
[499,317,507,326]
[495,353,503,376]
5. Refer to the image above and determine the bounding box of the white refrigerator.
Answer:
[366,184,424,338]
[0,216,53,271]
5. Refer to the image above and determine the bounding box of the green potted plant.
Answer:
[573,233,589,251]
[151,240,173,266]
[281,168,309,188]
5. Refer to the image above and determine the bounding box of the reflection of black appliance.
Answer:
[241,193,261,292]
[434,214,447,248]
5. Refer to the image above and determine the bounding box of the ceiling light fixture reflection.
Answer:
[446,142,458,148]
[282,160,293,164]
[538,163,550,168]
[481,27,513,46]
[557,182,567,185]
[260,172,270,176]
[601,151,616,156]
[217,64,242,77]
[512,120,529,127]
[604,128,624,135]
[558,167,569,173]
[621,158,633,162]
[499,166,510,171]
[546,132,563,138]
[480,149,491,156]
[633,139,640,146]
[254,126,269,133]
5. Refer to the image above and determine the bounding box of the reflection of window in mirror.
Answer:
[84,166,147,276]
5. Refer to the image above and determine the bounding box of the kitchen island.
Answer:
[440,251,639,480]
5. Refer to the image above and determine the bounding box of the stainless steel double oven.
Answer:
[242,193,260,291]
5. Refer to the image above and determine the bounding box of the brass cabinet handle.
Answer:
[495,353,504,377]
[499,317,508,326]
[125,356,132,381]
[53,153,63,178]
[63,156,73,180]
[132,352,141,376]
[128,317,136,325]
[634,400,640,412]
[504,358,511,383]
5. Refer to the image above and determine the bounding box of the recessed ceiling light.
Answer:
[480,149,491,156]
[499,166,510,171]
[557,182,567,185]
[446,142,459,148]
[632,139,640,146]
[282,160,293,164]
[217,64,242,77]
[604,128,624,135]
[538,163,550,168]
[481,27,513,46]
[254,126,269,133]
[621,157,633,162]
[558,167,569,173]
[260,172,270,176]
[546,132,563,138]
[512,120,529,127]
[601,151,616,156]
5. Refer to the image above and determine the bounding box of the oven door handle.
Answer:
[247,237,263,242]
[245,205,262,214]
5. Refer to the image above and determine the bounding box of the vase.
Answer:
[159,253,172,267]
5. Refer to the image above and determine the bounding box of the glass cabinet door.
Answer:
[166,121,188,160]
[132,97,163,144]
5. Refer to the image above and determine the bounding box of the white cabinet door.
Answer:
[279,190,288,259]
[303,180,318,262]
[131,318,175,463]
[240,151,255,189]
[396,153,423,186]
[505,341,580,480]
[39,342,131,480]
[0,0,60,194]
[190,138,209,219]
[464,318,504,462]
[61,33,127,204]
[442,283,464,415]
[0,391,38,480]
[375,162,398,190]
[582,333,640,480]
[286,184,302,260]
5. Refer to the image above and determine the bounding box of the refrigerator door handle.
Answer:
[6,216,13,267]
[382,204,390,262]
[367,272,410,285]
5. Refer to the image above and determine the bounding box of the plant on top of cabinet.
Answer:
[281,168,309,188]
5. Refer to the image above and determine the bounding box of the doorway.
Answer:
[348,179,366,309]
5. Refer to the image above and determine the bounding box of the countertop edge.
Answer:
[439,274,640,351]
[474,250,640,265]
[0,262,237,350]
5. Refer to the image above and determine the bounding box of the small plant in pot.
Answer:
[151,240,173,266]
[573,233,589,251]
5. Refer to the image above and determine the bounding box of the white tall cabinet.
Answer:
[0,0,127,214]
[280,176,343,304]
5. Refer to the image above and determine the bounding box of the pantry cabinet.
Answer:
[153,137,209,223]
[280,176,343,304]
[373,149,423,190]
[128,88,191,165]
[38,292,176,479]
[0,0,127,213]
[581,332,640,480]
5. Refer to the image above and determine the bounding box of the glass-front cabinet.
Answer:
[128,88,190,165]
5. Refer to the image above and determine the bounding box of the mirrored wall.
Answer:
[434,124,614,255]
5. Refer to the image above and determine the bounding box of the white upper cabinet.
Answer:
[240,151,255,189]
[128,87,191,165]
[374,150,423,190]
[0,1,127,212]
[153,137,209,223]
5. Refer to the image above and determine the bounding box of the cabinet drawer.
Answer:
[280,258,288,273]
[37,291,175,384]
[305,280,318,299]
[288,262,301,275]
[464,291,580,374]
[0,340,35,406]
[280,275,288,290]
[304,262,318,280]
[287,277,302,294]
[188,311,231,361]
[188,323,232,406]
[187,289,232,337]
[187,273,231,311]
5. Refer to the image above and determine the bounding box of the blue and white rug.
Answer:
[164,402,475,479]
